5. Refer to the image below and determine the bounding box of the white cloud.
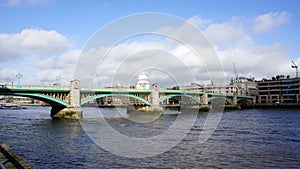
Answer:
[218,43,290,80]
[204,20,247,48]
[76,36,211,88]
[22,49,81,85]
[186,15,213,29]
[0,29,75,85]
[186,12,294,82]
[0,29,71,61]
[5,0,52,6]
[253,11,290,34]
[35,50,80,70]
[0,12,296,87]
[74,12,295,87]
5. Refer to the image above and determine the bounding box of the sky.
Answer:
[0,0,300,87]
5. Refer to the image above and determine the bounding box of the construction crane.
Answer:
[233,62,238,80]
[291,60,298,78]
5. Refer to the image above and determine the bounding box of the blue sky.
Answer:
[0,0,300,86]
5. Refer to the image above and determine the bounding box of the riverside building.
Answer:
[180,82,239,95]
[181,76,258,96]
[230,76,258,96]
[256,75,300,104]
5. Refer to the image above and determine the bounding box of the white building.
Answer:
[180,82,239,95]
[230,77,258,96]
[136,72,150,90]
[180,77,258,96]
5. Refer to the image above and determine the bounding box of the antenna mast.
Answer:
[291,60,298,78]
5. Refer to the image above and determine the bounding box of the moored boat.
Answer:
[0,103,26,110]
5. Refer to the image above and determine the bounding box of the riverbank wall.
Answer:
[0,140,34,169]
[254,103,300,109]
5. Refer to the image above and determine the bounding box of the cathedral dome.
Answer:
[136,72,150,89]
[138,72,148,80]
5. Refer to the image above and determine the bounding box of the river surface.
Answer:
[0,107,300,168]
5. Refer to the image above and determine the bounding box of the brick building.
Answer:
[256,76,300,104]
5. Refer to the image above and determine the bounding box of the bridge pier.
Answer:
[51,79,82,119]
[233,95,237,105]
[202,93,208,105]
[51,106,82,119]
[150,84,163,112]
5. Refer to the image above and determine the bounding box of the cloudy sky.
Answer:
[0,0,299,87]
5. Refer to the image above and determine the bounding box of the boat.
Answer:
[0,103,26,110]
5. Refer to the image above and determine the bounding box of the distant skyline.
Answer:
[0,0,300,87]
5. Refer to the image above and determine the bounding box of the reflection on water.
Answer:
[0,107,300,168]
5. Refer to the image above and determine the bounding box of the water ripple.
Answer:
[0,107,300,168]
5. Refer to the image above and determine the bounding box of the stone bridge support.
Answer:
[51,79,82,119]
[150,84,163,112]
[252,97,256,104]
[233,95,237,106]
[202,93,208,105]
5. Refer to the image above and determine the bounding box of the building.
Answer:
[135,72,150,90]
[0,95,45,105]
[256,76,300,104]
[231,77,258,96]
[180,77,258,96]
[180,82,239,95]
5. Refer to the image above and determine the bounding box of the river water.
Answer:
[0,107,299,168]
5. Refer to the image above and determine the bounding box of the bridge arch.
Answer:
[208,97,233,105]
[81,94,151,105]
[1,93,69,107]
[158,94,202,104]
[237,98,253,105]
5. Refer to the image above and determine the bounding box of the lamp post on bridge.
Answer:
[56,75,62,89]
[16,73,23,88]
[56,75,62,83]
[40,79,46,86]
[4,77,12,86]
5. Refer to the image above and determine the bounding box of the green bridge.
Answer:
[0,80,255,119]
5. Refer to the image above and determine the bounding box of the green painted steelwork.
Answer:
[0,92,69,107]
[237,95,255,99]
[0,86,254,107]
[81,88,152,94]
[81,94,151,105]
[21,93,69,106]
[159,90,203,95]
[237,98,253,105]
[208,97,233,105]
[158,94,202,104]
[2,87,70,93]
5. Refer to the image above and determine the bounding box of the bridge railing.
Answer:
[4,85,71,90]
[80,87,152,92]
[2,85,254,98]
